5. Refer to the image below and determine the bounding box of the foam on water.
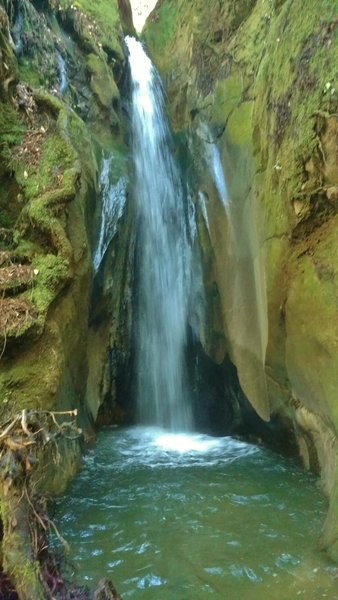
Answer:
[55,427,337,599]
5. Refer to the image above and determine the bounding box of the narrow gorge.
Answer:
[0,0,337,598]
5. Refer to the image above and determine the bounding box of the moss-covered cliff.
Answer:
[144,0,338,560]
[0,0,134,594]
[0,0,134,440]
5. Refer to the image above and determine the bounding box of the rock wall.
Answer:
[144,0,338,560]
[0,0,134,473]
[0,1,135,592]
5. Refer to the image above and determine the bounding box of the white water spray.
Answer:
[126,36,192,431]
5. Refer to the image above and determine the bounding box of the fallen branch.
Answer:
[0,407,82,599]
[0,408,121,599]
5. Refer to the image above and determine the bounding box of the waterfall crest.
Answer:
[126,36,192,431]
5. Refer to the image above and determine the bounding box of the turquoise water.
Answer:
[55,427,337,599]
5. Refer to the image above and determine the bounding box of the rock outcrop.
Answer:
[144,0,338,560]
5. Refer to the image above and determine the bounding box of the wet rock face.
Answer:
[144,0,338,560]
[0,0,133,440]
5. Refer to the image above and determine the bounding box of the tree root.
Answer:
[0,409,122,599]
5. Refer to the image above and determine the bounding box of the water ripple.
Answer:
[54,426,337,599]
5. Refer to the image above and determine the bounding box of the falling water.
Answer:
[12,10,23,56]
[126,36,192,431]
[198,190,210,232]
[93,154,127,272]
[56,51,68,95]
[200,125,229,210]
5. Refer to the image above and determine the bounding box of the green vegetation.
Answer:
[70,0,120,46]
[18,58,44,89]
[143,0,178,58]
[28,253,69,317]
[0,102,25,166]
[211,76,244,125]
[87,52,119,110]
[252,0,338,214]
[0,0,128,595]
[50,0,123,58]
[14,132,73,200]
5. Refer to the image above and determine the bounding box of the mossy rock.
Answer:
[211,76,245,124]
[18,57,42,89]
[143,0,178,67]
[51,0,124,59]
[286,216,338,428]
[14,132,74,201]
[86,52,120,111]
[0,102,25,167]
[226,101,253,146]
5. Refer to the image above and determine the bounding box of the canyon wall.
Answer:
[144,0,338,560]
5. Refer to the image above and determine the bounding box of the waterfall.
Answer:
[198,191,210,233]
[200,125,229,210]
[56,51,68,95]
[126,36,192,431]
[93,153,127,272]
[12,10,23,56]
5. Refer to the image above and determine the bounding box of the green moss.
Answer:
[4,549,42,599]
[14,133,73,201]
[0,103,25,230]
[211,76,244,124]
[18,58,42,89]
[253,0,338,200]
[34,90,65,115]
[86,52,119,110]
[286,232,338,428]
[0,24,19,88]
[72,0,120,43]
[226,101,253,146]
[143,0,178,56]
[51,0,123,58]
[27,253,69,316]
[0,103,25,166]
[0,187,12,228]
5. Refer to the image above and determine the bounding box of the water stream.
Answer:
[55,427,337,599]
[127,37,192,430]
